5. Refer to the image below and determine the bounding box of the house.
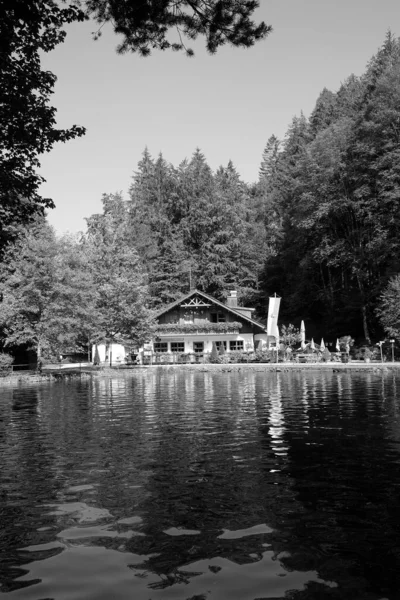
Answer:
[93,289,279,366]
[141,289,274,364]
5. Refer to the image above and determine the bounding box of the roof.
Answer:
[154,289,267,333]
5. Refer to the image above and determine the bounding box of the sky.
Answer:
[39,0,400,234]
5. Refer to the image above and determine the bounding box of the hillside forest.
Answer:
[1,33,400,359]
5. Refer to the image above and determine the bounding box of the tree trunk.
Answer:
[37,341,42,372]
[356,274,371,344]
[361,304,371,345]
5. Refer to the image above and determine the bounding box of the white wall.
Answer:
[92,343,128,365]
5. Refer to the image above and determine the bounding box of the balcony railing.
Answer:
[153,322,243,336]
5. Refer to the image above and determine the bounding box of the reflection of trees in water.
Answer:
[2,371,400,598]
[0,386,63,592]
[279,371,400,599]
[123,371,279,581]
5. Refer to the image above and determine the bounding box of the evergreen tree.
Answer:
[376,275,400,341]
[259,135,280,182]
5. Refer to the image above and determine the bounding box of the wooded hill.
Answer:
[89,32,400,344]
[1,32,400,357]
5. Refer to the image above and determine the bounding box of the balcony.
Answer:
[153,322,243,336]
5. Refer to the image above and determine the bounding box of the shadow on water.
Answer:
[0,371,400,599]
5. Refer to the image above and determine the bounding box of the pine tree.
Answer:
[259,135,280,182]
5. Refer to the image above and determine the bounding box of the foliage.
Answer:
[1,1,269,258]
[84,193,153,346]
[127,148,268,308]
[256,32,400,341]
[280,323,301,347]
[353,346,373,361]
[376,275,400,341]
[154,322,242,334]
[338,336,355,352]
[0,223,97,358]
[209,342,220,363]
[86,0,271,56]
[321,348,331,362]
[0,0,86,255]
[0,352,14,377]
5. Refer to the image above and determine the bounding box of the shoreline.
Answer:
[1,361,400,386]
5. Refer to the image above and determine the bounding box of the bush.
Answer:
[229,351,250,363]
[253,349,272,363]
[0,353,14,377]
[321,348,331,362]
[210,342,220,364]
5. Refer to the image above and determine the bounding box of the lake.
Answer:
[1,368,400,600]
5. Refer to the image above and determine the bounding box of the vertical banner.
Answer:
[267,296,281,345]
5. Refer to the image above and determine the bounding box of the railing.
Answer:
[143,353,208,365]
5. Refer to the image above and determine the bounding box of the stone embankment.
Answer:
[1,361,399,386]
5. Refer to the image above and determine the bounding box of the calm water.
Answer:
[1,369,400,600]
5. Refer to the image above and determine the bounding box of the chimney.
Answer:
[226,290,238,308]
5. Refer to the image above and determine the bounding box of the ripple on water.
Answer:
[1,370,400,599]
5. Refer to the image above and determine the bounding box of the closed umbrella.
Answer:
[320,338,325,352]
[310,338,315,351]
[300,320,306,350]
[336,339,340,352]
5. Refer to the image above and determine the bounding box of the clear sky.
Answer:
[39,0,400,234]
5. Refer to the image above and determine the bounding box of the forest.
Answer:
[1,32,400,360]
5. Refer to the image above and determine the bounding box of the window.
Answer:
[229,340,244,351]
[154,342,168,353]
[215,341,227,351]
[193,342,204,353]
[211,312,226,323]
[171,342,184,353]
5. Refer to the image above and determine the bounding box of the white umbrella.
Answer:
[320,338,325,351]
[336,339,340,352]
[310,338,315,351]
[300,320,306,350]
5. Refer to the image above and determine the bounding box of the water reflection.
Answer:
[1,370,400,599]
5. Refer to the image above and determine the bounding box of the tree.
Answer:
[85,193,153,346]
[0,222,98,359]
[280,324,301,348]
[86,0,271,56]
[259,135,280,182]
[0,0,86,254]
[376,275,400,341]
[1,1,270,255]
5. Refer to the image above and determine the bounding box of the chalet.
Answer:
[142,289,271,363]
[93,289,278,365]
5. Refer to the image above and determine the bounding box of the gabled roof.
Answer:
[154,289,267,333]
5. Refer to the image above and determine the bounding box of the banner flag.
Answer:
[267,296,281,345]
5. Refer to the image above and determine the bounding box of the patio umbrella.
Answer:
[320,338,325,352]
[300,320,306,350]
[336,339,340,352]
[310,338,315,351]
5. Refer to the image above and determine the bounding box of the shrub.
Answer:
[210,342,220,364]
[0,353,14,377]
[321,348,331,362]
